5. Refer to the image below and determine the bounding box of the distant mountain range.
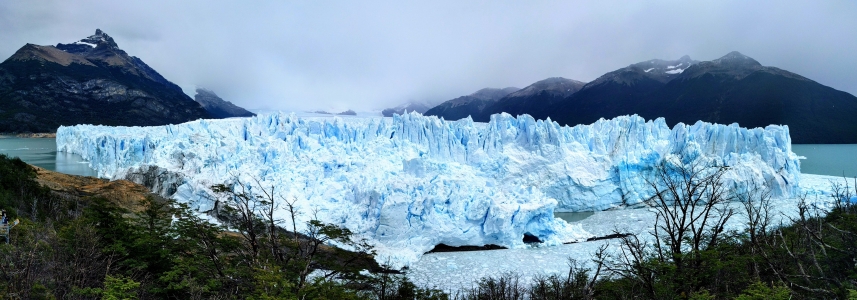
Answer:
[0,29,253,133]
[420,52,857,144]
[194,88,255,118]
[382,102,432,117]
[423,87,519,120]
[4,31,852,143]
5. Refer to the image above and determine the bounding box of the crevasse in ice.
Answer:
[56,112,801,267]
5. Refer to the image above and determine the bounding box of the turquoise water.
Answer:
[792,144,857,178]
[0,137,97,177]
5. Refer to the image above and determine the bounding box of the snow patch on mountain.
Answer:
[73,41,97,48]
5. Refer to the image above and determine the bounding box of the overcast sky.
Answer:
[1,1,855,112]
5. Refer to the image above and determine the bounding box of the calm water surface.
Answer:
[0,137,97,177]
[792,144,857,178]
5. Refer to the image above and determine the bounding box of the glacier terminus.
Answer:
[57,112,801,267]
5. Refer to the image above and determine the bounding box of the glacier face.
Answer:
[56,112,801,267]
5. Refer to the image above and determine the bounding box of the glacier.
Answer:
[56,112,801,267]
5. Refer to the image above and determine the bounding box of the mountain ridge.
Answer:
[0,29,212,133]
[422,51,856,143]
[194,88,255,118]
[543,51,857,143]
[423,87,519,120]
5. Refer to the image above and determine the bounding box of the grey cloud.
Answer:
[1,1,855,112]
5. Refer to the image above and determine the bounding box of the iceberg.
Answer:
[57,112,801,267]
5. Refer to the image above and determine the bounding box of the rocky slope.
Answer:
[469,52,857,144]
[0,29,211,133]
[541,56,698,128]
[32,165,157,212]
[423,87,519,120]
[475,78,586,122]
[632,52,857,144]
[194,88,255,118]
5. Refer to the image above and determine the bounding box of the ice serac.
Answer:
[56,113,801,267]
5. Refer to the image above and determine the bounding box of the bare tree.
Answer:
[610,156,737,297]
[211,177,263,263]
[737,185,773,280]
[210,175,377,298]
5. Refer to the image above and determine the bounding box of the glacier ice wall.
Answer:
[56,113,800,267]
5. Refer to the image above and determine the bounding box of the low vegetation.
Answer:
[0,154,441,299]
[457,159,857,300]
[0,153,854,299]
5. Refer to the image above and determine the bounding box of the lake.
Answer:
[0,137,97,177]
[0,138,853,190]
[792,144,857,178]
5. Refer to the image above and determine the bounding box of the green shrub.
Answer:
[734,282,790,300]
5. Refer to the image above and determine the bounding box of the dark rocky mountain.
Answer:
[382,102,432,117]
[475,77,586,122]
[541,56,698,127]
[0,29,211,133]
[194,88,255,118]
[630,52,857,143]
[480,52,855,144]
[423,87,519,121]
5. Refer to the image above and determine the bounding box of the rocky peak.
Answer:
[711,51,762,67]
[585,56,700,88]
[7,44,96,66]
[508,77,586,98]
[55,29,121,55]
[194,88,255,118]
[678,51,764,80]
[195,88,219,99]
[469,87,520,101]
[633,55,698,77]
[82,29,120,49]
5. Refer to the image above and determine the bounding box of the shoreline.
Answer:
[0,132,57,138]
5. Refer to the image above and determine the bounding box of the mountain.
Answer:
[382,102,432,117]
[423,87,519,120]
[475,77,586,122]
[0,29,211,133]
[542,56,698,127]
[492,52,856,144]
[194,88,255,118]
[633,52,857,143]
